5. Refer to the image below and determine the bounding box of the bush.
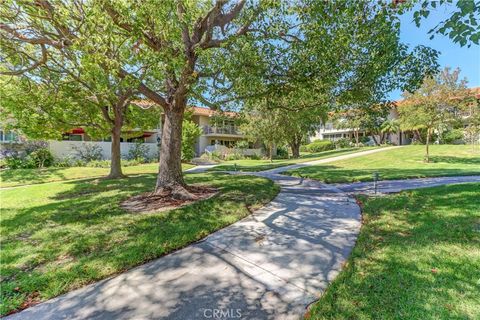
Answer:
[334,138,350,149]
[235,140,250,149]
[360,136,370,144]
[275,146,289,159]
[1,142,54,169]
[28,148,54,168]
[127,143,150,162]
[201,151,222,162]
[245,153,261,160]
[72,143,103,162]
[443,129,464,144]
[182,119,202,162]
[224,153,245,161]
[85,160,111,168]
[301,140,334,153]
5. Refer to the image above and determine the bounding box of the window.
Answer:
[210,139,236,148]
[62,134,83,141]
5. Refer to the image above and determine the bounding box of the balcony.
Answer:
[202,125,243,136]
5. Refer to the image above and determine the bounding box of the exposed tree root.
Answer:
[121,185,217,213]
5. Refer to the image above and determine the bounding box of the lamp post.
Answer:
[373,172,379,194]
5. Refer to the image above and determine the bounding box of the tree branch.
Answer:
[0,44,48,75]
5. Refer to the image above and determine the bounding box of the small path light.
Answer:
[373,172,379,194]
[234,163,237,172]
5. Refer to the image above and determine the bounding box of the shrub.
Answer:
[127,143,150,161]
[182,119,202,162]
[235,140,250,149]
[442,129,464,144]
[245,153,261,160]
[1,142,53,169]
[72,143,103,162]
[275,146,289,159]
[201,151,222,162]
[334,138,350,149]
[28,148,54,168]
[85,160,111,168]
[360,136,370,144]
[24,141,48,154]
[224,153,245,161]
[301,140,334,153]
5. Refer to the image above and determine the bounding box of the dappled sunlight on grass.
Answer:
[0,172,279,315]
[309,183,480,319]
[0,163,194,188]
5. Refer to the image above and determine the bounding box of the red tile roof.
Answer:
[131,100,237,117]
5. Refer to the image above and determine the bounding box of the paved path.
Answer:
[335,175,480,194]
[184,164,219,173]
[6,144,478,320]
[6,175,362,320]
[262,146,400,175]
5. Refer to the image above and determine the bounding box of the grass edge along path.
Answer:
[307,183,480,319]
[0,172,280,316]
[286,145,480,184]
[209,147,381,172]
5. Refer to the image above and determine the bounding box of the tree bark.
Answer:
[290,137,301,158]
[107,120,125,179]
[155,104,193,199]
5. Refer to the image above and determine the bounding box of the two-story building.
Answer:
[1,102,258,160]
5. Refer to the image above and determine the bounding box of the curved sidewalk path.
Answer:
[7,173,362,320]
[7,145,480,320]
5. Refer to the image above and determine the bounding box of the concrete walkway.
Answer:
[262,146,400,175]
[335,175,480,194]
[6,174,362,320]
[6,144,478,320]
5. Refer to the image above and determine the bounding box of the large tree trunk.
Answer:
[290,137,301,158]
[155,105,193,199]
[107,121,125,179]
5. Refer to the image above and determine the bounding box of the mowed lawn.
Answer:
[0,173,279,316]
[286,145,480,183]
[308,183,480,319]
[0,163,195,188]
[210,147,380,172]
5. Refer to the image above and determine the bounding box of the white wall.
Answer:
[48,141,158,160]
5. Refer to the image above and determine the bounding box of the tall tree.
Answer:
[410,0,480,47]
[399,67,470,162]
[100,0,286,198]
[238,0,438,154]
[0,0,155,178]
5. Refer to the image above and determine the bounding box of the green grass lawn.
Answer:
[308,183,480,319]
[0,172,279,315]
[286,145,480,183]
[210,147,379,172]
[0,163,195,188]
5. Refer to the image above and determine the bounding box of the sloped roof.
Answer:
[131,100,237,117]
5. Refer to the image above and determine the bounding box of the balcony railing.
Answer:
[203,125,242,135]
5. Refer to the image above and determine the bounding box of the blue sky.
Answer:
[390,5,480,100]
